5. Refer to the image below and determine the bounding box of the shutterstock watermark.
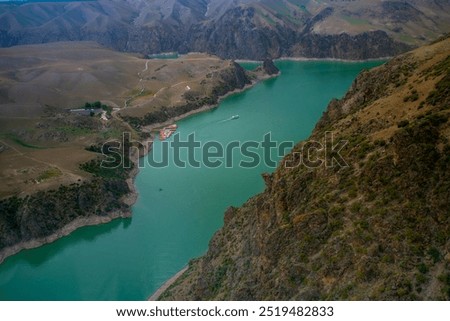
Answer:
[101,132,348,170]
[284,131,349,169]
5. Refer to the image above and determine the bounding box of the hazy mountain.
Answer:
[0,0,449,59]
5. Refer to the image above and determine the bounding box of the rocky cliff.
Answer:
[1,0,448,60]
[0,142,134,264]
[160,36,450,300]
[255,59,280,76]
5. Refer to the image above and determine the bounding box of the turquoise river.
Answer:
[0,60,383,300]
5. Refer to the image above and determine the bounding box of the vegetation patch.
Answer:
[2,133,46,149]
[404,89,419,102]
[342,15,369,26]
[81,141,135,180]
[37,167,62,182]
[426,71,450,108]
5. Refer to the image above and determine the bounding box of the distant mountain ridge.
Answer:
[0,0,449,59]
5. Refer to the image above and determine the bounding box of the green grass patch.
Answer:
[261,0,290,16]
[2,133,46,149]
[80,142,133,180]
[37,167,62,182]
[56,126,92,136]
[397,34,417,44]
[100,128,124,140]
[342,15,370,26]
[290,0,310,14]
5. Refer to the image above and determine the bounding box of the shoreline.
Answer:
[0,209,131,265]
[276,56,390,63]
[143,72,278,132]
[0,136,152,266]
[143,71,281,300]
[148,266,189,301]
[236,56,389,63]
[0,70,278,266]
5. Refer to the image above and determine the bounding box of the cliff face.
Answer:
[186,8,411,60]
[0,179,130,247]
[289,31,411,60]
[1,0,448,60]
[160,36,450,300]
[255,59,280,76]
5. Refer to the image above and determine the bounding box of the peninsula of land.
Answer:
[0,42,279,264]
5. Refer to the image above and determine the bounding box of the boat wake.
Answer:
[193,115,240,132]
[218,115,240,123]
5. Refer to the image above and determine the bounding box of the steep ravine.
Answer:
[160,37,450,300]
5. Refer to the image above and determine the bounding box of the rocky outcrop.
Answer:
[258,59,280,76]
[159,37,450,300]
[265,59,279,75]
[0,178,131,263]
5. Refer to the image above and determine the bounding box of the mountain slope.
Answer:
[159,36,450,300]
[0,0,449,59]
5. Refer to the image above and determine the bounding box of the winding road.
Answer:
[124,60,150,108]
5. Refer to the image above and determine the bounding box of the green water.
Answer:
[148,52,179,59]
[0,60,383,300]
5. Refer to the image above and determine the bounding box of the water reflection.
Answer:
[4,218,130,268]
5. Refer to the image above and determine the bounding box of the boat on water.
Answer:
[231,115,239,120]
[159,124,178,140]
